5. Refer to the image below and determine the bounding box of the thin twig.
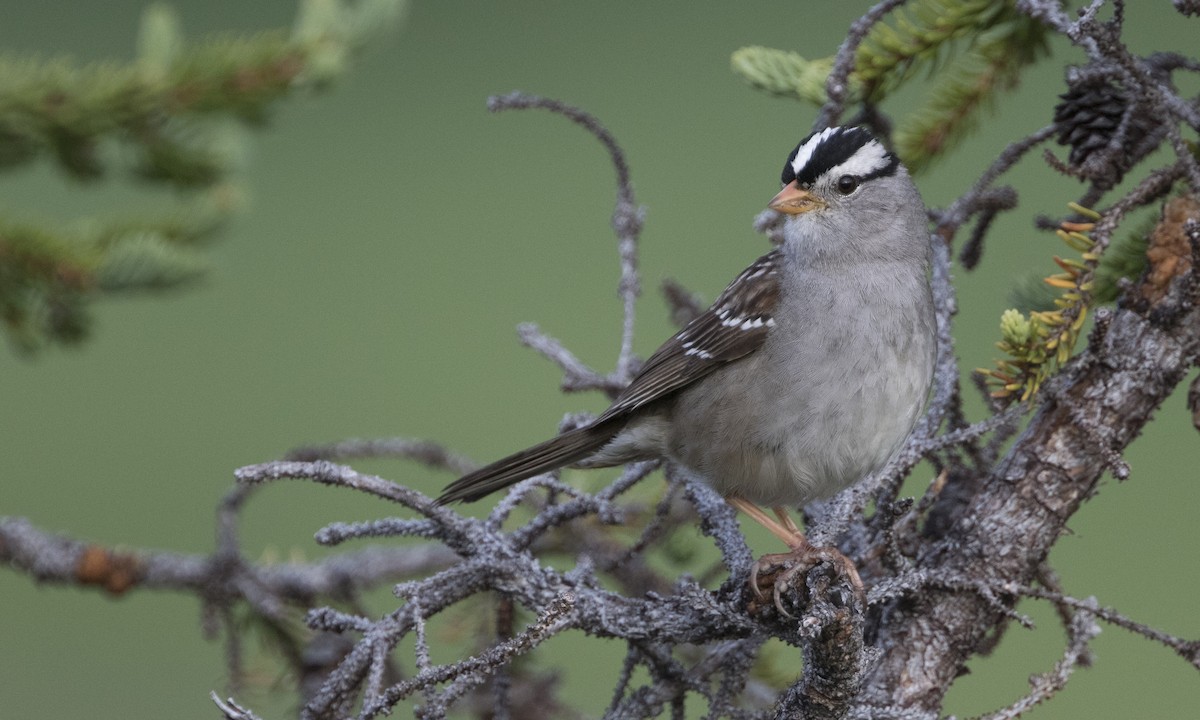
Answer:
[936,125,1056,235]
[488,92,646,385]
[816,0,910,129]
[284,437,478,475]
[971,606,1101,720]
[363,591,577,715]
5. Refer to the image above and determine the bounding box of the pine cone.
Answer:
[1052,71,1159,189]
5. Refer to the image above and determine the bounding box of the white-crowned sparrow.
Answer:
[439,126,935,564]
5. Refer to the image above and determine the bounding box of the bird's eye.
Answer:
[836,175,859,195]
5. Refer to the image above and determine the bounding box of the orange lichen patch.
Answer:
[1141,194,1199,305]
[76,545,142,596]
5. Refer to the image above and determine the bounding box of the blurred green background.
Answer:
[1,1,1197,718]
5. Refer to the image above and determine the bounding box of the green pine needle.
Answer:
[730,47,835,104]
[95,231,209,292]
[894,11,1047,172]
[732,0,1049,173]
[1094,218,1152,303]
[855,0,1005,97]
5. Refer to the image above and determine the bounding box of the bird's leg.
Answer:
[772,506,803,538]
[727,498,864,614]
[726,497,804,547]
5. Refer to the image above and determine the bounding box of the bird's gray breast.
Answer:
[669,265,935,507]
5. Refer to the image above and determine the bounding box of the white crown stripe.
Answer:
[790,127,838,177]
[826,140,891,179]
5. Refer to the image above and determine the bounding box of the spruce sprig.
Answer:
[978,204,1100,403]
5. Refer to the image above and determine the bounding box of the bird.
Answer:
[438,126,936,585]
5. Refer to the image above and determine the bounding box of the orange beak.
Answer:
[768,181,826,215]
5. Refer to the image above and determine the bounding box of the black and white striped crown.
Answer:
[781,126,899,187]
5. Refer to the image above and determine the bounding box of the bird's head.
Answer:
[769,126,926,262]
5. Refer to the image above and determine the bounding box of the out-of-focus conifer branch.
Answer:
[0,0,403,354]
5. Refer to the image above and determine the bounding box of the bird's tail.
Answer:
[436,423,617,504]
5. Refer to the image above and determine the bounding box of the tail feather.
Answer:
[437,423,616,504]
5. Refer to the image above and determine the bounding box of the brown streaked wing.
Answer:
[597,249,782,422]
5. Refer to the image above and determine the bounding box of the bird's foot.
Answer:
[748,539,864,617]
[723,498,863,615]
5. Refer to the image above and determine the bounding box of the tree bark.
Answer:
[859,200,1200,712]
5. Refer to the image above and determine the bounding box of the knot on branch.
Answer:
[1115,194,1200,325]
[75,544,143,596]
[1140,195,1199,310]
